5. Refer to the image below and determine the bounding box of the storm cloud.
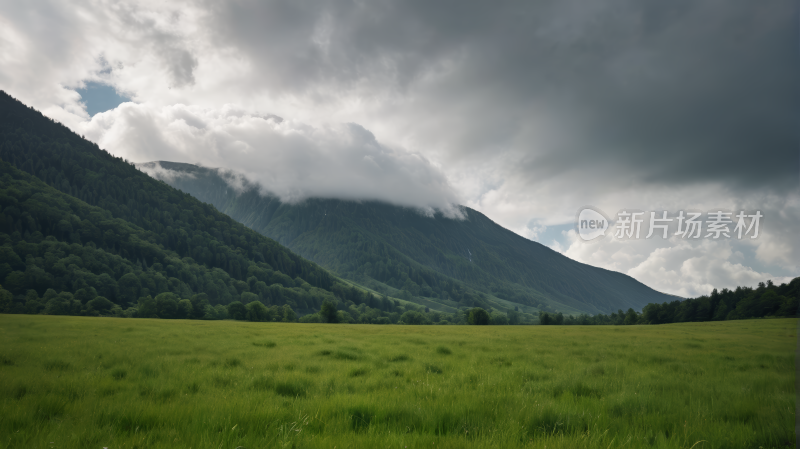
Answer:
[203,0,797,190]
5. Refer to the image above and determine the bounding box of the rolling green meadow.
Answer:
[0,315,795,449]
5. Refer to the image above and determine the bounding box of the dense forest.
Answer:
[539,277,799,325]
[145,161,674,316]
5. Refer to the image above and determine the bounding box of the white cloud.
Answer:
[562,221,796,298]
[80,102,463,217]
[516,222,547,241]
[549,239,565,253]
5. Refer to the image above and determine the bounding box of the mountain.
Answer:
[0,90,412,322]
[142,161,675,315]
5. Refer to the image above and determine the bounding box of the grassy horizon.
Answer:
[0,315,795,448]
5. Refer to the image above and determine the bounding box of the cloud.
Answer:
[137,160,196,183]
[80,102,463,217]
[158,46,198,88]
[562,230,791,298]
[561,199,799,297]
[192,0,798,193]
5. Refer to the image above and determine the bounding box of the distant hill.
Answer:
[143,161,675,314]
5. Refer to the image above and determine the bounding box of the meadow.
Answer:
[0,315,795,449]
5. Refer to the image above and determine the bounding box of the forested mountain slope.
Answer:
[0,91,396,319]
[145,161,675,315]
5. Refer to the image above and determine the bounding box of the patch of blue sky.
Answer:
[76,81,131,116]
[529,222,573,251]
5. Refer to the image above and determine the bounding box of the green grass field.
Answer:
[0,316,795,448]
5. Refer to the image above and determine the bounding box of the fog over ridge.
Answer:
[113,102,465,219]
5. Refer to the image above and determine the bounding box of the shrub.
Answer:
[45,293,80,316]
[137,296,157,318]
[176,299,193,319]
[246,301,270,322]
[227,301,247,320]
[336,310,354,323]
[203,304,227,320]
[490,312,508,325]
[282,305,298,322]
[468,308,489,325]
[400,310,429,325]
[87,296,114,315]
[154,293,180,319]
[300,313,322,323]
[320,300,339,323]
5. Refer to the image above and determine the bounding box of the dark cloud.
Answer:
[204,0,797,192]
[160,46,198,88]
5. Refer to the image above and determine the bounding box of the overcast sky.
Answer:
[1,0,797,297]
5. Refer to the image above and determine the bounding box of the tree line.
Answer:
[539,278,798,325]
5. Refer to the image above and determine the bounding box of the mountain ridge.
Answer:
[143,161,674,314]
